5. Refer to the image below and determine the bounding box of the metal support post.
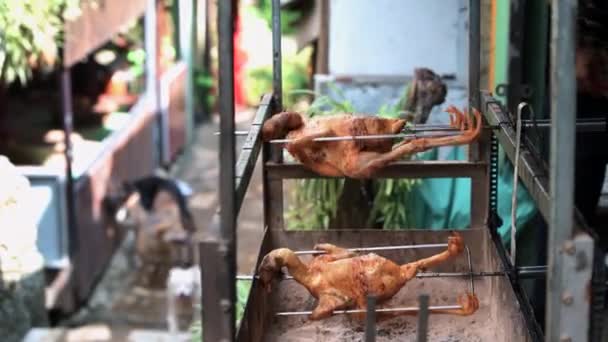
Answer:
[201,0,236,340]
[271,0,283,110]
[365,295,377,342]
[145,0,163,166]
[467,0,489,228]
[557,234,594,342]
[417,294,430,342]
[60,69,78,256]
[546,0,580,341]
[468,0,481,112]
[264,0,284,229]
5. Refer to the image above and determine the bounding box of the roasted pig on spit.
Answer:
[258,232,479,320]
[261,106,482,179]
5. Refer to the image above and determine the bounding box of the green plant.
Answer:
[248,0,302,35]
[194,68,216,111]
[190,279,252,341]
[245,47,311,108]
[285,84,420,230]
[0,0,81,85]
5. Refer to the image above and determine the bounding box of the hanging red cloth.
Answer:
[233,1,247,108]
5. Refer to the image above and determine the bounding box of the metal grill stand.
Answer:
[198,0,603,340]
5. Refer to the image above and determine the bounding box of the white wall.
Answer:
[328,0,468,81]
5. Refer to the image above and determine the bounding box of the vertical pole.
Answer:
[201,0,236,341]
[468,0,488,228]
[271,0,283,110]
[468,0,481,112]
[546,0,578,341]
[179,0,195,144]
[61,69,78,257]
[417,294,430,342]
[364,295,377,342]
[145,0,162,167]
[264,0,284,229]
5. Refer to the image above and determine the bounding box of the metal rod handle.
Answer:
[275,304,463,317]
[293,242,449,255]
[270,131,462,144]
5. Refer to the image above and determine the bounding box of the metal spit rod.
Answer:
[235,268,546,281]
[216,118,607,137]
[275,304,463,317]
[293,242,449,255]
[270,131,465,144]
[214,125,464,136]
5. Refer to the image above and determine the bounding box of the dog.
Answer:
[104,173,201,332]
[166,240,201,334]
[104,173,197,288]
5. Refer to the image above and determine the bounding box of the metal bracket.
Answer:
[557,234,594,342]
[494,83,535,100]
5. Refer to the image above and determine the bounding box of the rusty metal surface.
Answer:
[266,160,487,180]
[237,228,539,342]
[70,108,156,306]
[63,0,147,67]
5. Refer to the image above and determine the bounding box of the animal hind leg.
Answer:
[313,243,356,260]
[400,232,464,280]
[310,294,351,320]
[371,292,479,321]
[347,108,481,178]
[288,128,334,148]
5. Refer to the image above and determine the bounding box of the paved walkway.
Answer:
[172,110,265,274]
[25,111,265,341]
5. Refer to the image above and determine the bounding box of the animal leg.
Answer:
[372,292,479,321]
[313,243,356,260]
[288,128,334,148]
[262,112,304,140]
[167,286,179,333]
[310,293,351,320]
[426,293,479,316]
[346,108,481,179]
[400,232,464,281]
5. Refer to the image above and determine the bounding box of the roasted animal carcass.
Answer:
[262,106,481,179]
[258,232,479,320]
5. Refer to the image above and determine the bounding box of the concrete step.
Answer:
[24,326,191,342]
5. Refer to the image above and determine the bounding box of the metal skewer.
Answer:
[236,266,547,281]
[237,271,499,281]
[213,126,464,136]
[274,304,463,317]
[293,242,449,255]
[269,131,462,144]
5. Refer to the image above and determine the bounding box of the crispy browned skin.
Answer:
[258,232,479,321]
[262,107,482,179]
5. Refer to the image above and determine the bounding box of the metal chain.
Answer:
[488,131,503,229]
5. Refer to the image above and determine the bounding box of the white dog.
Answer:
[166,264,201,334]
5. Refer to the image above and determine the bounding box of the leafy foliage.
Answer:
[194,68,216,111]
[247,0,302,35]
[245,47,312,108]
[0,0,81,85]
[285,84,419,230]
